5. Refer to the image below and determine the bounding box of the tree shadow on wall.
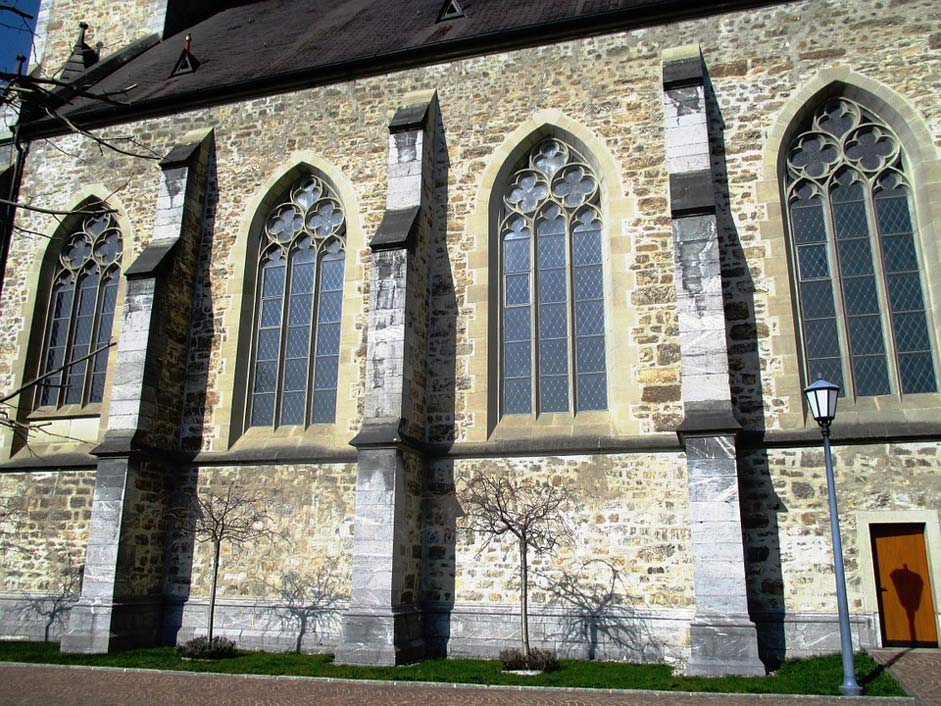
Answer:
[18,546,82,642]
[704,69,787,667]
[421,458,459,657]
[541,560,664,662]
[259,566,347,653]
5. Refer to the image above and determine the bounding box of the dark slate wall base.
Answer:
[60,599,162,653]
[687,617,766,676]
[334,608,424,665]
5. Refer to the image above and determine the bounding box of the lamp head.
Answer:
[803,377,839,426]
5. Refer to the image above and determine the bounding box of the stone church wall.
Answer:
[0,470,95,639]
[0,0,938,661]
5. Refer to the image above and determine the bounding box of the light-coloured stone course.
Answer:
[165,464,355,603]
[0,471,94,593]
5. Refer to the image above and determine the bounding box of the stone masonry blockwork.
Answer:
[0,0,939,672]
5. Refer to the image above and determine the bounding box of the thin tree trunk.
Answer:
[208,540,221,643]
[519,539,529,657]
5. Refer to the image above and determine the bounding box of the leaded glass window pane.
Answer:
[248,175,347,427]
[312,248,344,423]
[874,173,936,393]
[502,215,532,414]
[785,97,937,399]
[500,137,606,416]
[573,207,606,410]
[37,209,123,409]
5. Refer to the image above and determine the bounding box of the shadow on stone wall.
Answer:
[704,69,786,666]
[422,101,458,656]
[421,458,459,656]
[179,150,219,453]
[160,466,199,645]
[541,560,664,662]
[18,546,82,642]
[426,104,455,446]
[261,566,346,653]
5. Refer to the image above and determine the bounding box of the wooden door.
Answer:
[870,523,939,647]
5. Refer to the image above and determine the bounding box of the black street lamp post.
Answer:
[803,378,862,697]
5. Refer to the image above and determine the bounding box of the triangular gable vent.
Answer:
[170,33,200,78]
[437,0,465,22]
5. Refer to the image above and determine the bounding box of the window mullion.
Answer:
[530,214,539,419]
[866,174,902,399]
[564,207,575,415]
[58,268,85,408]
[822,182,855,399]
[273,246,292,428]
[307,246,320,427]
[83,269,107,406]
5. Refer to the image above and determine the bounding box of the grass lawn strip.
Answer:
[0,642,906,697]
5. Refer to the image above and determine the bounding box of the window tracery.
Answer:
[500,137,607,415]
[248,174,346,427]
[786,98,936,396]
[38,210,122,408]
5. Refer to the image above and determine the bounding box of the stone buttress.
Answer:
[660,47,764,676]
[61,129,214,653]
[335,94,439,665]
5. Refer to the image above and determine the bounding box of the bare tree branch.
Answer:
[41,106,160,160]
[0,338,116,406]
[0,4,34,20]
[0,196,117,217]
[166,482,284,643]
[460,472,572,659]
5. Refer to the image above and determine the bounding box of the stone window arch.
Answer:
[35,203,123,409]
[785,97,937,397]
[498,136,607,415]
[246,172,347,428]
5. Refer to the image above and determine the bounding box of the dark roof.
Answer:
[31,0,790,134]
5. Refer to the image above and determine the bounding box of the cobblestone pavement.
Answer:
[0,660,936,706]
[872,649,941,706]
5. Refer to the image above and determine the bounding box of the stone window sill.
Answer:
[489,408,614,442]
[28,403,101,422]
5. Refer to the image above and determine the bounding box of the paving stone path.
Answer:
[0,651,938,706]
[871,649,941,706]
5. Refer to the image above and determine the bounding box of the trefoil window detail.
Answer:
[786,98,936,397]
[500,137,607,415]
[38,210,122,408]
[249,175,346,428]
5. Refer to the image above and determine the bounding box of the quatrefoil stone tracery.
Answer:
[504,138,598,216]
[59,213,123,272]
[786,98,903,185]
[264,176,346,250]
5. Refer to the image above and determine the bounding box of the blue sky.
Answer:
[1,0,40,75]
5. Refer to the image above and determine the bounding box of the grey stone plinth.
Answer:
[335,607,424,665]
[61,599,162,653]
[687,616,765,676]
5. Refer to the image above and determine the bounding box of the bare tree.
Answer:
[166,482,281,644]
[460,472,572,657]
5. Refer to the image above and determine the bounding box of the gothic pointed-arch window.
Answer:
[500,137,607,415]
[786,97,937,397]
[248,174,346,427]
[37,208,123,408]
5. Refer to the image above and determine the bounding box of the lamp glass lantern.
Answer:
[804,378,839,425]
